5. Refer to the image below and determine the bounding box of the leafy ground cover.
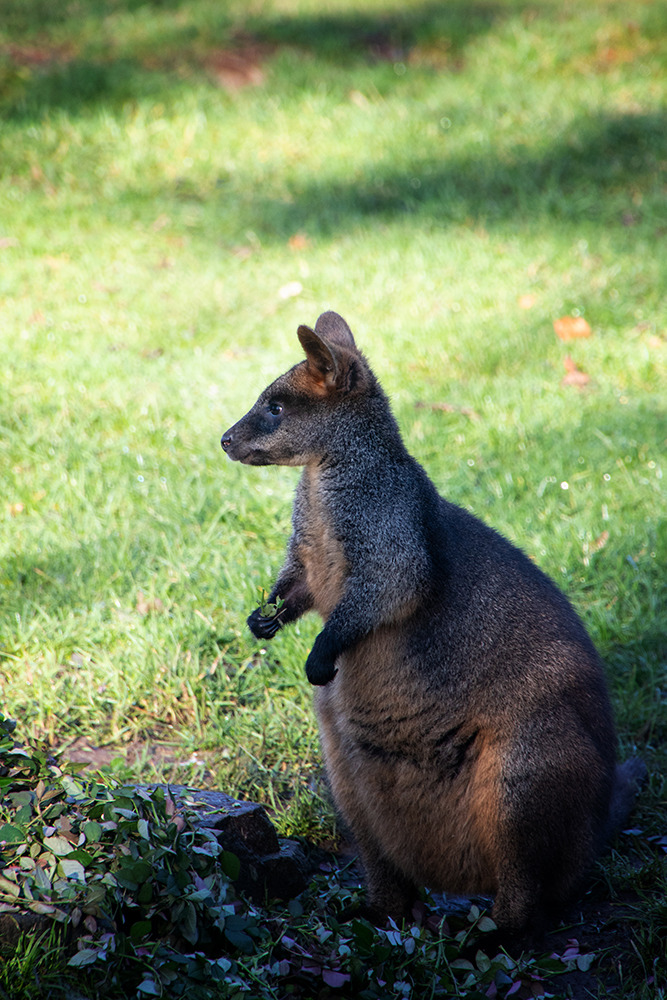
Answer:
[0,0,666,996]
[0,716,645,999]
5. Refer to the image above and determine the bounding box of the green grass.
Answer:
[0,0,666,994]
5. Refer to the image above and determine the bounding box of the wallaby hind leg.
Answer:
[491,863,547,941]
[356,836,419,923]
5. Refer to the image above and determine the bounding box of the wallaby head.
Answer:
[221,311,378,467]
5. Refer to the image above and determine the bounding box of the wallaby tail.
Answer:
[605,757,648,841]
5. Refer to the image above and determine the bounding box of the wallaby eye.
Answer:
[267,401,283,417]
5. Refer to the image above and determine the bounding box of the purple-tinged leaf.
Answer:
[322,970,350,988]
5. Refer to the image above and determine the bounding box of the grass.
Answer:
[0,0,666,995]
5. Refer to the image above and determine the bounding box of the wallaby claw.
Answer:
[247,607,282,639]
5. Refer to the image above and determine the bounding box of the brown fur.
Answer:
[221,311,645,936]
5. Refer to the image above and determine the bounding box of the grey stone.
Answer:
[140,784,308,900]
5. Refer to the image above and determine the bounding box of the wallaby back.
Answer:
[221,311,644,937]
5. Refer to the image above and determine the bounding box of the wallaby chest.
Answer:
[295,466,347,621]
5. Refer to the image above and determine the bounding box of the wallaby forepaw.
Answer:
[305,645,338,686]
[247,607,282,640]
[305,631,344,685]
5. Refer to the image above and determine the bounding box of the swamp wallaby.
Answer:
[221,311,644,936]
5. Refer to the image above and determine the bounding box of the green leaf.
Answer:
[477,916,497,933]
[475,949,492,973]
[83,821,103,843]
[137,881,153,904]
[130,920,152,943]
[577,953,596,972]
[43,836,73,857]
[32,866,51,891]
[137,818,150,840]
[220,851,240,881]
[60,775,86,800]
[288,898,303,917]
[0,875,20,898]
[224,927,254,954]
[137,980,160,996]
[67,849,94,866]
[180,901,198,945]
[59,858,86,882]
[67,948,99,967]
[0,824,25,844]
[352,919,375,955]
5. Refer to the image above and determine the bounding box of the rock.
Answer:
[0,908,51,948]
[142,784,309,900]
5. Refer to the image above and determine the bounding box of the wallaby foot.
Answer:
[606,757,648,839]
[362,851,419,924]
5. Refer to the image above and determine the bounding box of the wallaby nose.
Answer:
[221,430,233,451]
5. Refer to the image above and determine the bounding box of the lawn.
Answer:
[0,0,666,996]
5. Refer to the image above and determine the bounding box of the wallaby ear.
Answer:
[297,325,338,387]
[314,311,356,349]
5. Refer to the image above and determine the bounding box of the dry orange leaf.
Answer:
[583,529,609,566]
[561,355,590,387]
[288,232,310,251]
[518,294,536,310]
[553,316,591,341]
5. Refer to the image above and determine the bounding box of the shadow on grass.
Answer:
[227,111,667,239]
[1,0,540,119]
[241,0,522,61]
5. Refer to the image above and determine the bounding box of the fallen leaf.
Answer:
[288,232,310,251]
[152,214,171,231]
[553,316,591,340]
[28,310,45,325]
[647,335,664,349]
[349,89,369,107]
[45,254,70,270]
[141,347,164,360]
[518,293,536,309]
[0,237,19,249]
[278,280,303,299]
[204,47,269,91]
[415,401,480,421]
[136,592,165,615]
[416,400,457,413]
[583,529,609,566]
[7,503,24,516]
[231,246,252,260]
[561,356,590,387]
